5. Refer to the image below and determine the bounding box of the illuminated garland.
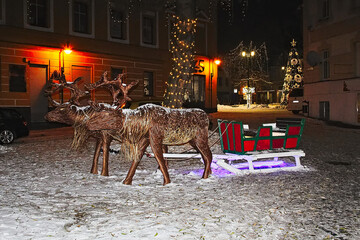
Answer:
[163,15,196,108]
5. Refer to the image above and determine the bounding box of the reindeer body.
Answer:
[86,104,212,185]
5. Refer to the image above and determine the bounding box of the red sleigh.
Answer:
[214,118,306,174]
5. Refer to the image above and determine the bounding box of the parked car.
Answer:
[287,88,304,114]
[0,108,29,144]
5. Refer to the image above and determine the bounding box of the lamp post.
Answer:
[241,50,255,108]
[210,58,221,109]
[58,43,72,103]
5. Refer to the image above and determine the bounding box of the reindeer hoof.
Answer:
[123,179,132,185]
[101,172,109,177]
[163,180,171,186]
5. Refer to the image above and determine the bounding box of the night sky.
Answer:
[217,0,303,66]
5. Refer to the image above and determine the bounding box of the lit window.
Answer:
[143,72,154,96]
[9,65,26,92]
[141,12,157,46]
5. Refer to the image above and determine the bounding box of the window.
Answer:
[24,0,53,31]
[356,42,360,77]
[73,1,88,33]
[27,0,49,27]
[322,50,330,80]
[190,75,205,103]
[143,72,154,96]
[109,4,127,41]
[70,0,94,37]
[0,0,5,24]
[111,67,123,80]
[321,0,330,19]
[141,11,157,46]
[9,65,26,92]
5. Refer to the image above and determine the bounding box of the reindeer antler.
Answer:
[85,72,138,109]
[45,70,89,106]
[116,75,139,110]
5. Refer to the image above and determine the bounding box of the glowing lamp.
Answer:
[214,59,221,65]
[64,48,72,54]
[241,51,246,57]
[251,51,255,56]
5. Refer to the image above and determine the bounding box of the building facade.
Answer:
[303,0,360,125]
[0,0,218,124]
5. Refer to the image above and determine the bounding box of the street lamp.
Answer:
[241,50,255,108]
[58,42,72,103]
[210,58,221,109]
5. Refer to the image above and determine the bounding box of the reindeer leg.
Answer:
[189,136,212,179]
[150,136,170,185]
[100,133,112,176]
[162,145,169,168]
[123,138,150,185]
[91,138,102,174]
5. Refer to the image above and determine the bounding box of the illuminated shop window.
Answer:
[143,71,154,96]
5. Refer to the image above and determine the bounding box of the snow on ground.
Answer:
[1,112,360,240]
[217,104,283,112]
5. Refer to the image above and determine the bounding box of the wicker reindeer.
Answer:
[45,71,138,176]
[84,104,212,185]
[45,71,212,185]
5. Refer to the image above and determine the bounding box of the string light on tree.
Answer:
[163,15,197,108]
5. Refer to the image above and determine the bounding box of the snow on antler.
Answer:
[85,71,138,109]
[45,70,89,106]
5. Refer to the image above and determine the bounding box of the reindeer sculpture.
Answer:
[46,71,212,185]
[84,104,212,185]
[45,71,138,176]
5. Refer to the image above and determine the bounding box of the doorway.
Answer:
[29,65,48,122]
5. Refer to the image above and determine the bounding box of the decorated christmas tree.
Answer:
[281,39,303,104]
